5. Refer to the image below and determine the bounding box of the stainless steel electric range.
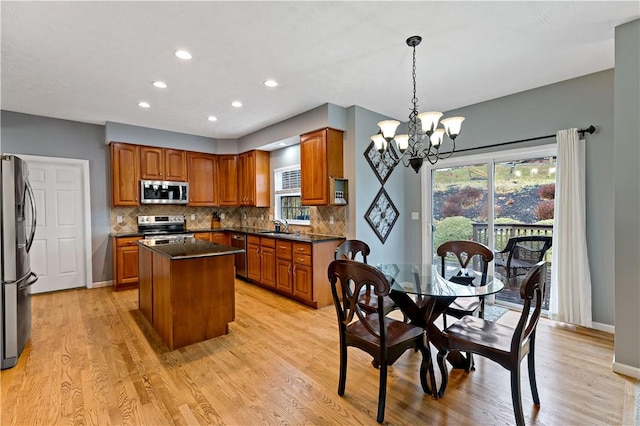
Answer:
[137,215,194,244]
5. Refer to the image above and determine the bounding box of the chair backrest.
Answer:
[328,259,390,342]
[511,261,547,355]
[509,236,553,262]
[335,240,370,264]
[437,240,494,284]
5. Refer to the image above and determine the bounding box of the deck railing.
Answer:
[472,223,553,251]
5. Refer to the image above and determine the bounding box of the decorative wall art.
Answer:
[365,187,399,244]
[364,142,394,185]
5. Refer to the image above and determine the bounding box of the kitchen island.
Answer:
[137,238,244,350]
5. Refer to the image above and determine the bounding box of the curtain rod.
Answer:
[454,125,596,154]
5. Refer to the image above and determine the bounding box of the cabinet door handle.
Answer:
[292,266,296,276]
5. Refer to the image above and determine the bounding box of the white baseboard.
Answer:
[612,356,640,379]
[90,280,113,288]
[592,321,615,334]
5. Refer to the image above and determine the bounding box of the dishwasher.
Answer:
[230,233,248,280]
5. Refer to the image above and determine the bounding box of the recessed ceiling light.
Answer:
[138,101,150,108]
[264,79,278,88]
[152,81,167,89]
[175,50,192,60]
[208,116,218,122]
[232,101,242,108]
[278,142,287,146]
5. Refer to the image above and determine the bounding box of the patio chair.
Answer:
[494,235,552,282]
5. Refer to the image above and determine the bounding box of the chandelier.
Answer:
[370,35,465,173]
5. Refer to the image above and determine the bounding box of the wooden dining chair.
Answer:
[437,240,494,328]
[436,261,547,426]
[335,240,398,317]
[327,259,431,423]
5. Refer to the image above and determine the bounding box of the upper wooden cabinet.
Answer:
[140,147,187,181]
[238,150,270,207]
[300,128,344,205]
[218,154,239,206]
[111,142,140,206]
[187,152,218,206]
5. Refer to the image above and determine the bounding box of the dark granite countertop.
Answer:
[137,238,244,260]
[112,227,345,243]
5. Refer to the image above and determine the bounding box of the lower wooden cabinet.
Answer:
[113,236,142,290]
[247,236,343,308]
[211,232,228,245]
[247,236,276,288]
[193,232,211,242]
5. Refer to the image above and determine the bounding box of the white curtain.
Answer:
[550,128,592,327]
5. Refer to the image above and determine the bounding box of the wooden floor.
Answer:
[1,280,637,425]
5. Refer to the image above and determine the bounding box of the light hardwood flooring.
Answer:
[1,280,637,425]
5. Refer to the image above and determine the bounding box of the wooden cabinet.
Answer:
[193,232,211,242]
[292,243,313,302]
[247,236,262,282]
[112,236,142,290]
[187,152,218,206]
[218,155,239,206]
[276,241,293,294]
[211,232,228,245]
[247,235,343,308]
[247,236,276,288]
[238,150,270,207]
[110,142,140,206]
[140,147,187,181]
[300,128,344,206]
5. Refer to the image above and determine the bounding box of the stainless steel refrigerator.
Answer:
[1,155,38,369]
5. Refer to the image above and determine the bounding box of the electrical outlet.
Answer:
[269,214,273,221]
[329,216,334,224]
[220,213,225,219]
[411,212,419,220]
[116,215,123,223]
[260,214,264,221]
[243,213,247,220]
[191,214,196,220]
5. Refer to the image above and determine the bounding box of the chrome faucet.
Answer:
[273,219,289,233]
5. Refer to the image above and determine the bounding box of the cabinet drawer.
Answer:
[116,236,142,247]
[293,254,312,266]
[261,237,276,248]
[247,235,260,246]
[276,241,292,260]
[293,243,312,256]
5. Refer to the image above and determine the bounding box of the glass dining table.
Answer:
[376,263,505,397]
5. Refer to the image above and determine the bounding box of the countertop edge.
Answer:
[112,227,345,243]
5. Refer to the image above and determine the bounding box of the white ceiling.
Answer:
[2,1,638,141]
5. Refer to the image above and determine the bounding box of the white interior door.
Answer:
[15,155,92,294]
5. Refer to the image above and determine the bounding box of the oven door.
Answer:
[140,180,188,204]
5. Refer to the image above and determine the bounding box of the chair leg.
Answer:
[377,364,388,423]
[465,352,475,372]
[443,313,448,329]
[437,349,450,398]
[338,342,347,396]
[528,335,540,405]
[510,366,525,426]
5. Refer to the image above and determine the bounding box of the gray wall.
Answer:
[351,106,407,265]
[1,111,111,282]
[105,121,218,153]
[404,70,616,326]
[238,103,347,152]
[614,19,640,370]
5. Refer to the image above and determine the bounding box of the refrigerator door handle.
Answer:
[25,179,37,253]
[17,272,38,290]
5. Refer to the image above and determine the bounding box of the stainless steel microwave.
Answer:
[140,180,189,204]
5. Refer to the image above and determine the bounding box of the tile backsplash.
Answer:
[110,205,346,236]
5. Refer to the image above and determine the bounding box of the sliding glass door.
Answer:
[425,145,556,310]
